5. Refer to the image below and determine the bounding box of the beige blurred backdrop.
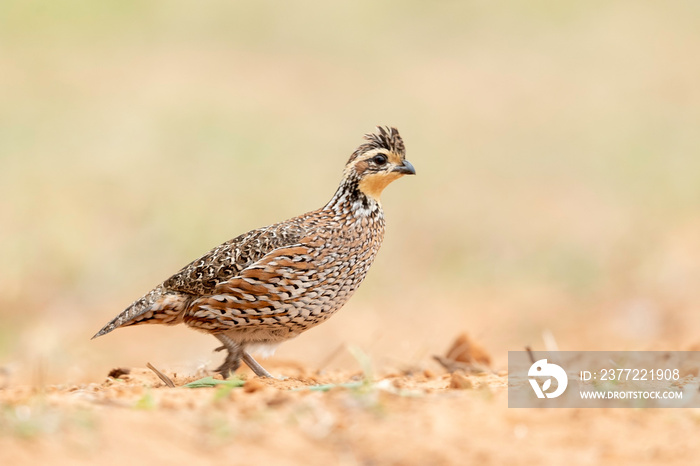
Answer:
[2,0,700,384]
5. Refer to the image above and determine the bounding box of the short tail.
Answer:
[92,284,189,339]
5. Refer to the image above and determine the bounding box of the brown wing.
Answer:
[183,239,327,331]
[163,221,308,296]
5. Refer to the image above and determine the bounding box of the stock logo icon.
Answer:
[528,359,568,399]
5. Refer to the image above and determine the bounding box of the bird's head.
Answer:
[343,126,416,201]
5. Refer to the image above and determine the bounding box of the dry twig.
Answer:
[146,362,175,388]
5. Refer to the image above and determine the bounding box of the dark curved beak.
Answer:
[393,159,416,175]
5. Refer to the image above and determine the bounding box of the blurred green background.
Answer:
[2,0,700,383]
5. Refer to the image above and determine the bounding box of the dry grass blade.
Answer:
[146,362,175,388]
[316,342,346,372]
[525,346,536,365]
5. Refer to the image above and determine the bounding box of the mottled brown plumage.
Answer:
[94,126,415,378]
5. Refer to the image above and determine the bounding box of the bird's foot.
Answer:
[213,334,284,379]
[213,334,242,379]
[214,351,241,379]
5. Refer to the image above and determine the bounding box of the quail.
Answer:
[93,126,416,378]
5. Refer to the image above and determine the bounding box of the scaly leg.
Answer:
[213,334,242,379]
[241,351,275,378]
[213,335,276,378]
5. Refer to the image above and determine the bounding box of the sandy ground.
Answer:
[2,336,699,466]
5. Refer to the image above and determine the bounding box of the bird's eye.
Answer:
[372,154,388,166]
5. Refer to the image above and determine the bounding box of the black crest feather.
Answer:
[348,126,405,164]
